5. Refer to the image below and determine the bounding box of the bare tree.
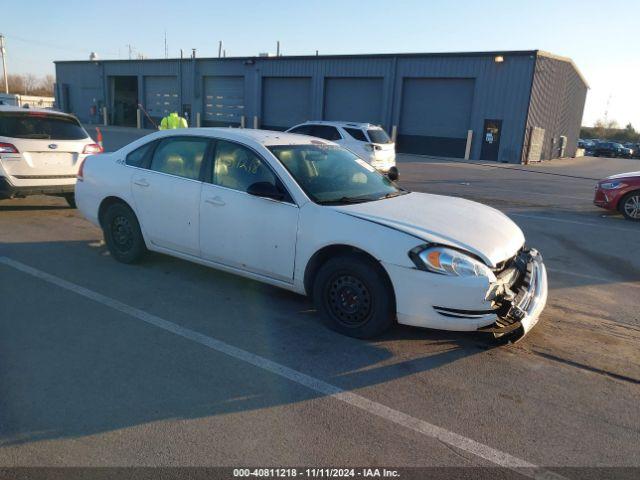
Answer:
[7,73,24,94]
[22,73,38,95]
[3,73,55,96]
[39,75,55,96]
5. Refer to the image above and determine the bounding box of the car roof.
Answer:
[0,105,71,117]
[138,128,335,149]
[296,120,383,129]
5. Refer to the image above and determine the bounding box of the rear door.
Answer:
[0,111,90,177]
[130,136,210,256]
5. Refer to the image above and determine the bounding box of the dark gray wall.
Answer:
[524,55,588,161]
[55,51,584,163]
[323,77,384,124]
[262,77,312,130]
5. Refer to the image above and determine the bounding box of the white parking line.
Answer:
[0,256,564,480]
[510,213,639,233]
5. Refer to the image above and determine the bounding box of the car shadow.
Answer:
[0,239,496,448]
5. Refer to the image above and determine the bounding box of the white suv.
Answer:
[286,121,397,175]
[0,106,101,207]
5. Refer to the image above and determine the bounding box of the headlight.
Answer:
[409,245,496,280]
[600,181,626,190]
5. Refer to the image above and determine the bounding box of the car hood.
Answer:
[604,171,640,181]
[334,192,525,267]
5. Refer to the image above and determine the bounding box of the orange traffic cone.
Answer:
[95,127,104,151]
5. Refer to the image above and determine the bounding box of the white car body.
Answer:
[76,128,547,340]
[0,106,100,200]
[286,121,396,173]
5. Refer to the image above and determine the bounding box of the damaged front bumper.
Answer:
[478,249,548,342]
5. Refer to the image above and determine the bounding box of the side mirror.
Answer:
[387,166,399,182]
[247,181,285,201]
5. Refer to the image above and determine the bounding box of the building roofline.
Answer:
[536,50,589,89]
[55,48,587,88]
[54,49,540,65]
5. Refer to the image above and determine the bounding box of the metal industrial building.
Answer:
[54,50,588,163]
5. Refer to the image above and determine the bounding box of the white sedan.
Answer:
[76,129,547,341]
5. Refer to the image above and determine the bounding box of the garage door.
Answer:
[398,78,475,157]
[323,78,383,125]
[144,76,179,126]
[261,77,311,131]
[203,76,244,127]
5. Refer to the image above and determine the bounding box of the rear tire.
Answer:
[102,203,147,263]
[64,193,76,208]
[312,254,395,339]
[620,191,640,221]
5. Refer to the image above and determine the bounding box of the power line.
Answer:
[3,33,119,57]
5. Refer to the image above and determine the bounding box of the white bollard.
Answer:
[240,115,245,128]
[136,109,142,129]
[464,130,473,160]
[253,116,258,129]
[102,106,108,126]
[391,125,398,143]
[196,112,201,128]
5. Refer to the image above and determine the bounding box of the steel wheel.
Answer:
[326,274,373,328]
[110,215,134,252]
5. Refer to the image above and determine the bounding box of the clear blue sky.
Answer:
[2,0,638,128]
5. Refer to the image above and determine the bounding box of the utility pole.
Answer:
[0,35,8,94]
[164,31,168,59]
[276,41,280,56]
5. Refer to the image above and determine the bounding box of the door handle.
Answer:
[134,179,150,187]
[205,196,226,206]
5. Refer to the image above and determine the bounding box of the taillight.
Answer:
[82,143,103,154]
[0,142,19,154]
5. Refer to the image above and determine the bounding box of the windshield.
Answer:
[366,128,392,144]
[268,144,406,205]
[0,112,88,140]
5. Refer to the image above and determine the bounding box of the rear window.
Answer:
[0,112,88,140]
[344,128,368,142]
[366,129,391,144]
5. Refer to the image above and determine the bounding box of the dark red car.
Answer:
[594,171,640,221]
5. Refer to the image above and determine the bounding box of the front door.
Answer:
[199,139,299,282]
[131,136,210,256]
[480,119,502,161]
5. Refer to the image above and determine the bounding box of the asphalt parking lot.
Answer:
[1,130,639,476]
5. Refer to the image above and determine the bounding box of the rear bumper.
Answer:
[0,176,75,199]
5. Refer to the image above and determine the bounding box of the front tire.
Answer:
[620,191,640,221]
[102,203,147,263]
[312,254,395,339]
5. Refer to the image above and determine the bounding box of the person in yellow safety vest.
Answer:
[159,112,188,130]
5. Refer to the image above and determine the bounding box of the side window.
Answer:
[344,127,367,142]
[149,137,208,180]
[213,140,278,193]
[126,142,154,167]
[312,125,341,141]
[290,125,313,135]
